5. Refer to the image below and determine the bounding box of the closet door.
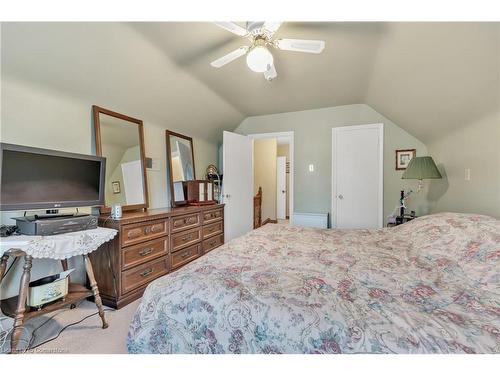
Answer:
[332,124,384,229]
[222,131,253,241]
[276,156,287,220]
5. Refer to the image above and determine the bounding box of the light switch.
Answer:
[308,164,314,172]
[147,157,161,171]
[465,168,471,181]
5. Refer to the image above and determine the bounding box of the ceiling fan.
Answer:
[210,22,325,81]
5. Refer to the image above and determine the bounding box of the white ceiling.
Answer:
[2,22,498,143]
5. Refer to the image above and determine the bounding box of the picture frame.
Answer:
[111,181,121,194]
[395,149,416,170]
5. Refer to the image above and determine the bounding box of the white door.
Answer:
[332,124,383,229]
[223,131,253,241]
[276,156,286,220]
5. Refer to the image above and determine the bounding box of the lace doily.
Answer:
[0,227,118,259]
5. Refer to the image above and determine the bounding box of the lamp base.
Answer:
[417,179,424,192]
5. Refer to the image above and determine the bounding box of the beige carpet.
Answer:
[1,299,140,354]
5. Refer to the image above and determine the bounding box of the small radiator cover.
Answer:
[291,212,328,229]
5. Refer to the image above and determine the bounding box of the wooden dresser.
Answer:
[90,204,224,308]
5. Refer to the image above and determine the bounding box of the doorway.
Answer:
[331,124,384,229]
[222,131,294,241]
[249,132,294,225]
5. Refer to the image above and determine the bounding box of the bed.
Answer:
[127,213,500,354]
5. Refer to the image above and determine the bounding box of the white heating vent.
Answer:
[291,212,328,229]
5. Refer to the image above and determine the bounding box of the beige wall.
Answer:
[236,104,430,224]
[253,139,277,221]
[0,76,218,299]
[426,111,500,218]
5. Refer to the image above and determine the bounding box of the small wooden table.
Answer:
[0,227,117,353]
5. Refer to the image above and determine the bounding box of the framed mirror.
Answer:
[165,130,195,207]
[93,105,149,213]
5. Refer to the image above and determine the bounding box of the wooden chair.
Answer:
[253,187,262,229]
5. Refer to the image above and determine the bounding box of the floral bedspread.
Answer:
[127,213,500,354]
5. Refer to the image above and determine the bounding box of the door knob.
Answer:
[282,190,286,193]
[338,194,344,199]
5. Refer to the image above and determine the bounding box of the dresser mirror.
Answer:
[165,130,195,207]
[93,105,149,213]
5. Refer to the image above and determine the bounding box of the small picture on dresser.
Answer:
[395,149,416,170]
[112,181,121,194]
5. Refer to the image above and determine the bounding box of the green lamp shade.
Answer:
[402,156,442,180]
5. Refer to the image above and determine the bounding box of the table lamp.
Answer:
[394,156,442,220]
[402,156,442,192]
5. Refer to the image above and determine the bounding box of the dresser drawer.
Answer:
[202,234,224,253]
[202,208,223,224]
[202,221,223,239]
[171,227,202,252]
[122,237,168,271]
[171,213,200,233]
[121,257,168,295]
[121,219,168,247]
[171,243,201,269]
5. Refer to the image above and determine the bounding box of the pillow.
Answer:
[393,212,500,287]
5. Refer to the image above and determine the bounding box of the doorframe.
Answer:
[248,131,294,224]
[331,123,384,229]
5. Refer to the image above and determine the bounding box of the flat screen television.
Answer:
[0,143,106,211]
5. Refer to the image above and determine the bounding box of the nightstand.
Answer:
[387,215,417,227]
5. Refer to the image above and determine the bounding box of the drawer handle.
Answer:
[140,268,153,277]
[127,229,142,239]
[184,217,195,224]
[209,240,217,247]
[151,224,163,233]
[144,227,151,235]
[139,248,153,256]
[181,233,194,242]
[206,212,220,220]
[180,251,190,259]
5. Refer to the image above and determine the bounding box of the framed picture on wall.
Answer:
[112,181,121,194]
[395,149,416,170]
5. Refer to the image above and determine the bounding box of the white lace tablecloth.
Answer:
[0,227,117,259]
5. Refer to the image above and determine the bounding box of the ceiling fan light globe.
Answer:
[246,46,273,73]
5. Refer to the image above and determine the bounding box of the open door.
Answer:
[276,156,286,220]
[223,131,253,241]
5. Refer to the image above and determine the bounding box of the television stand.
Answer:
[0,227,117,353]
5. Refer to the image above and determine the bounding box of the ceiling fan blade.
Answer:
[275,39,325,54]
[264,63,277,81]
[263,22,282,35]
[214,22,248,37]
[210,46,248,68]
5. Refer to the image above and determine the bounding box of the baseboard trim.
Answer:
[262,218,278,225]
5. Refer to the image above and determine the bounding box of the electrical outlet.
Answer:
[464,168,471,181]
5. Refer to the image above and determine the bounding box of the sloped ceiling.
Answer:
[2,22,498,143]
